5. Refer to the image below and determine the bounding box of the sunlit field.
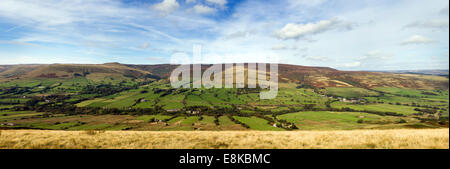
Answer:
[0,129,448,149]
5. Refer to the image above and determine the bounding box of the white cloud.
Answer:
[193,5,216,14]
[341,62,361,68]
[405,19,449,30]
[401,35,437,45]
[275,19,350,40]
[152,0,179,16]
[358,50,392,61]
[206,0,227,7]
[304,55,331,62]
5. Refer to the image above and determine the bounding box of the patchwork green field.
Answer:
[0,64,448,131]
[326,87,380,98]
[277,111,423,130]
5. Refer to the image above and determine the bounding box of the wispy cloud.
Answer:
[192,4,217,14]
[404,19,449,30]
[271,43,288,50]
[0,0,448,70]
[152,0,180,16]
[206,0,228,7]
[0,40,41,47]
[275,19,353,40]
[304,55,332,62]
[358,50,392,61]
[401,35,437,45]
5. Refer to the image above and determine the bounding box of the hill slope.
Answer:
[130,63,449,90]
[0,63,154,82]
[0,63,448,90]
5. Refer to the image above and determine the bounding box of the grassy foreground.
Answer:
[0,129,448,149]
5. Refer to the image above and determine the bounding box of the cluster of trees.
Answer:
[236,87,262,94]
[14,101,167,116]
[182,105,241,116]
[163,115,180,123]
[295,80,315,89]
[0,100,22,105]
[420,91,438,96]
[265,104,406,117]
[227,115,250,129]
[153,88,177,97]
[145,74,161,80]
[0,86,32,95]
[276,118,298,130]
[336,107,404,117]
[376,90,442,99]
[414,108,438,114]
[73,72,91,77]
[81,81,153,96]
[415,116,449,125]
[296,84,315,89]
[254,113,298,130]
[214,115,220,126]
[369,100,446,112]
[409,103,446,111]
[152,87,193,97]
[1,81,64,96]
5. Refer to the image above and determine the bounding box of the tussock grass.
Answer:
[0,129,448,149]
[83,130,106,135]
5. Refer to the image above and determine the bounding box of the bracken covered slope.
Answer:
[131,63,449,90]
[0,63,448,90]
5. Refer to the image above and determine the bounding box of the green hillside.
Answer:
[0,63,448,131]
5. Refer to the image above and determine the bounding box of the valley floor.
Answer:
[0,129,448,149]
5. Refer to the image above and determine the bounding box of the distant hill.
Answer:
[1,63,448,90]
[0,63,153,82]
[131,63,449,90]
[375,70,449,77]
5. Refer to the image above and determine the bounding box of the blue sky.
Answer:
[0,0,448,70]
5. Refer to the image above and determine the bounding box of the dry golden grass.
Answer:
[0,129,448,149]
